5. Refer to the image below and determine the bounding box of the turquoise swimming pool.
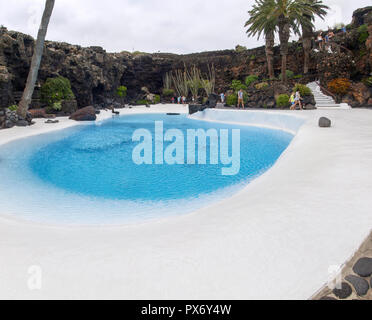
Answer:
[0,113,294,225]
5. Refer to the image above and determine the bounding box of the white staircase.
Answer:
[306,82,351,109]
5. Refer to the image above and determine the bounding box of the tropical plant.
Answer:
[276,94,290,107]
[231,80,247,92]
[358,24,369,44]
[363,77,372,87]
[116,86,127,98]
[279,69,294,80]
[52,101,62,111]
[226,94,238,106]
[186,65,202,100]
[200,64,216,97]
[235,45,247,52]
[136,99,149,105]
[246,0,328,83]
[293,83,312,96]
[255,82,269,90]
[40,76,75,107]
[327,78,351,96]
[245,75,259,87]
[245,0,276,79]
[18,0,55,118]
[171,69,189,97]
[116,85,127,105]
[162,88,175,97]
[163,72,172,90]
[8,105,18,111]
[153,95,161,104]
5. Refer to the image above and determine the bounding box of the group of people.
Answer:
[289,90,303,110]
[316,30,335,51]
[171,88,303,110]
[171,96,187,104]
[315,25,346,51]
[219,90,245,109]
[219,88,303,110]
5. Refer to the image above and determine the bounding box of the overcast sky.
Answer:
[0,0,370,54]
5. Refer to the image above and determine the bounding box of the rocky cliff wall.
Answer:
[0,7,371,112]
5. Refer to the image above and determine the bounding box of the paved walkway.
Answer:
[0,106,372,299]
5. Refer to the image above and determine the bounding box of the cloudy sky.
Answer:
[0,0,370,54]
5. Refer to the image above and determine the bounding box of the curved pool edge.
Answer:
[1,107,372,300]
[189,108,306,135]
[0,106,303,228]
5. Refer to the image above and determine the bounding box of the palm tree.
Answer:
[246,0,328,84]
[245,0,276,79]
[17,0,55,119]
[301,1,328,74]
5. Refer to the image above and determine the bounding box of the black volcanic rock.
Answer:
[69,106,96,121]
[0,6,371,115]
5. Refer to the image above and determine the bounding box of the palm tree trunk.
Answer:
[265,30,275,79]
[278,16,290,84]
[302,24,313,74]
[17,0,55,119]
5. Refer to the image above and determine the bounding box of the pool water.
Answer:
[0,114,293,225]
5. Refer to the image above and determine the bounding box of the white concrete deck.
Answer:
[0,104,372,299]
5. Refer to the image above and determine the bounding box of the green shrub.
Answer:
[8,104,18,111]
[358,24,369,44]
[52,101,62,111]
[202,97,208,104]
[41,76,75,107]
[132,51,148,56]
[255,82,269,90]
[162,88,175,97]
[245,75,259,87]
[226,94,237,106]
[279,70,294,80]
[363,76,372,87]
[116,86,127,98]
[276,94,290,108]
[235,45,247,53]
[359,48,367,57]
[136,99,149,105]
[154,95,161,104]
[293,75,303,79]
[250,55,256,60]
[293,83,312,96]
[230,80,247,92]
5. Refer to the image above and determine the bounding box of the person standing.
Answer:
[316,33,323,50]
[291,90,303,110]
[324,33,330,50]
[289,92,295,109]
[220,92,225,104]
[177,96,181,104]
[237,89,244,109]
[182,96,186,104]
